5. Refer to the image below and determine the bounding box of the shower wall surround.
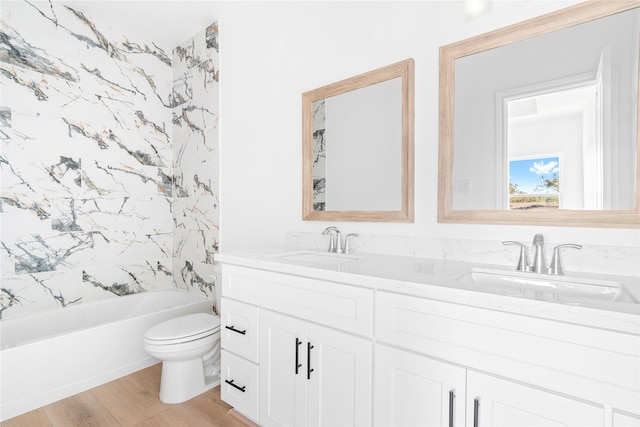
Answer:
[171,24,220,313]
[0,1,220,319]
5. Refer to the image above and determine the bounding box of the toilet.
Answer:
[144,313,221,404]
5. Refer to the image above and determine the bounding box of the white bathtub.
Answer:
[0,289,214,421]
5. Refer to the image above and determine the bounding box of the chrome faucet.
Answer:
[322,226,342,253]
[322,228,358,254]
[531,233,546,274]
[503,233,582,275]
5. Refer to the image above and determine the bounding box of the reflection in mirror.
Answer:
[312,78,402,211]
[439,2,640,228]
[303,59,414,222]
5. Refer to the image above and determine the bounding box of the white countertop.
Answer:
[216,246,640,335]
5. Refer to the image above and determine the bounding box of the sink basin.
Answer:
[470,268,638,303]
[271,251,360,266]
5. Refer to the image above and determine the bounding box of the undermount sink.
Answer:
[470,268,638,304]
[271,250,360,266]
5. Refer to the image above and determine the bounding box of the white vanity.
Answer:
[217,247,640,427]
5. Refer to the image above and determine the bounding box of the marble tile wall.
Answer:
[286,231,640,278]
[0,1,220,319]
[311,100,326,211]
[171,24,220,313]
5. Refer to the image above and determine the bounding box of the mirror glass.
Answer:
[439,3,640,227]
[303,59,414,222]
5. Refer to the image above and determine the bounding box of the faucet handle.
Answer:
[502,241,530,272]
[547,244,582,275]
[344,233,359,255]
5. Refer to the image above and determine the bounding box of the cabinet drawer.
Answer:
[221,297,259,363]
[222,265,373,337]
[221,350,259,424]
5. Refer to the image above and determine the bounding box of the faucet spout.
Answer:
[531,233,545,274]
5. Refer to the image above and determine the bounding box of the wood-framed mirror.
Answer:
[439,1,640,228]
[302,59,415,222]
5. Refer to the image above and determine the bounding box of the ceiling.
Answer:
[59,1,222,50]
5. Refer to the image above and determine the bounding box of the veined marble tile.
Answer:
[1,107,11,142]
[49,196,172,233]
[82,261,169,300]
[80,158,170,198]
[173,258,218,313]
[0,269,83,320]
[8,229,171,275]
[173,165,219,199]
[174,129,219,198]
[173,126,219,180]
[171,61,219,108]
[0,193,53,243]
[173,196,219,231]
[173,228,218,264]
[172,23,219,108]
[173,97,219,145]
[1,151,82,196]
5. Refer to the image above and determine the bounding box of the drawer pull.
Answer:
[449,389,455,427]
[307,342,314,380]
[295,338,302,374]
[473,397,480,427]
[224,379,246,393]
[225,325,247,335]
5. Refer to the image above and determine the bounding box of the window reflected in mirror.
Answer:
[508,156,560,211]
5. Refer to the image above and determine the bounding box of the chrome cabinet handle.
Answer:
[473,397,480,427]
[224,379,246,393]
[295,338,302,374]
[448,389,455,427]
[224,325,246,335]
[307,342,314,380]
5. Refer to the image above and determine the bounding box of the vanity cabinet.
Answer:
[260,310,372,426]
[220,264,374,426]
[220,261,639,427]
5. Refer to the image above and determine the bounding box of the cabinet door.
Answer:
[466,370,605,427]
[374,344,466,427]
[306,323,372,427]
[259,310,307,427]
[613,410,640,427]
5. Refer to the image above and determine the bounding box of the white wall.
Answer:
[215,1,639,253]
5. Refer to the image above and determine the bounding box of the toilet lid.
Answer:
[145,313,220,344]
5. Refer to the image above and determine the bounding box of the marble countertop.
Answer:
[216,246,640,335]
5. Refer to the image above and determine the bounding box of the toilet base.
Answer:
[159,358,221,404]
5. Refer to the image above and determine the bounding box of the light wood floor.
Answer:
[1,364,256,427]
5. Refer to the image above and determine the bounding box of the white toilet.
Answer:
[144,312,221,404]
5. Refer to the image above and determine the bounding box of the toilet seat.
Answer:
[144,313,221,346]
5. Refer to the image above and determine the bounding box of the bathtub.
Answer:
[0,289,214,421]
